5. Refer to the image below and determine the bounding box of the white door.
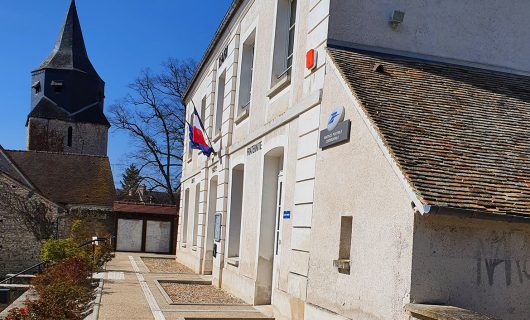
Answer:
[272,171,285,291]
[116,219,143,252]
[145,220,172,253]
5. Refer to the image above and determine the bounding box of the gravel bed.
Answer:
[160,282,246,305]
[141,257,194,274]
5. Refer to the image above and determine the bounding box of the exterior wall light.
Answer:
[390,10,405,30]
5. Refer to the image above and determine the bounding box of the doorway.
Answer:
[255,147,284,305]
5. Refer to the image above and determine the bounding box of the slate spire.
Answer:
[36,0,100,78]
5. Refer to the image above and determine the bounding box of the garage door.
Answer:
[145,220,172,253]
[116,219,143,252]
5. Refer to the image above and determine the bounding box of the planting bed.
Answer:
[142,257,194,274]
[159,281,246,305]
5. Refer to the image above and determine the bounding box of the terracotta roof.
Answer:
[327,45,530,217]
[5,150,115,207]
[113,201,178,216]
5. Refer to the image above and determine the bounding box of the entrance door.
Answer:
[116,219,143,252]
[272,171,285,292]
[145,220,172,253]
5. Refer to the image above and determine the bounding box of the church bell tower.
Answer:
[27,0,109,156]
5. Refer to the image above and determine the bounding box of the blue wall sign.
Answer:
[283,211,291,219]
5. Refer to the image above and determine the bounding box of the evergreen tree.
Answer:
[120,164,141,195]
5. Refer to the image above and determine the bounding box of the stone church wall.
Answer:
[27,118,108,156]
[0,175,54,278]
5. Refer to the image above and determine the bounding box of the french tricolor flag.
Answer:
[188,107,215,157]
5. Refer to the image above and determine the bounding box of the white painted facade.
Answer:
[178,1,530,319]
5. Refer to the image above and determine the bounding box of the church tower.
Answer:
[27,0,109,156]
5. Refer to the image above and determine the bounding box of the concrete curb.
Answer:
[85,263,107,320]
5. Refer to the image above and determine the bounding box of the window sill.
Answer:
[235,108,249,125]
[187,156,192,163]
[333,259,350,274]
[267,74,291,98]
[213,132,222,143]
[226,257,240,267]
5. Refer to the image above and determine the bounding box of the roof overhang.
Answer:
[183,0,244,103]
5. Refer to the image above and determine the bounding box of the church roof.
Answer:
[5,150,116,207]
[28,97,110,127]
[36,0,100,79]
[327,44,530,217]
[0,146,34,189]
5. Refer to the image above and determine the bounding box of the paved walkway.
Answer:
[98,252,274,320]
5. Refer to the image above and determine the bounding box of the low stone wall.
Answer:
[405,304,499,320]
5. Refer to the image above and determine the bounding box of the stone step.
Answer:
[3,274,35,285]
[163,307,275,319]
[0,284,31,289]
[5,274,35,278]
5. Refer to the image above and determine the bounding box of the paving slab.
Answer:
[98,252,274,320]
[98,253,153,320]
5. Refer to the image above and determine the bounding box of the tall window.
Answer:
[187,106,193,159]
[238,31,256,115]
[200,96,207,123]
[182,189,190,244]
[67,127,73,147]
[271,0,297,87]
[215,72,226,136]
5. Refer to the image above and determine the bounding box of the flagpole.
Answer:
[189,100,215,149]
[189,100,220,162]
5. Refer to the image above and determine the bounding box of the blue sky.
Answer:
[0,0,231,184]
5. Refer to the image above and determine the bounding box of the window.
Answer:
[51,80,64,93]
[337,216,352,274]
[32,81,41,94]
[193,183,200,247]
[238,31,256,115]
[215,72,226,137]
[67,127,73,147]
[181,189,190,245]
[271,0,297,87]
[228,164,245,260]
[187,106,193,160]
[200,96,207,123]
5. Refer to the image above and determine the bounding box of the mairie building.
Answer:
[177,1,530,319]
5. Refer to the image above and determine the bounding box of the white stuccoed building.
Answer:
[177,1,530,319]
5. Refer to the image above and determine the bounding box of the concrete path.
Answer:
[98,252,274,320]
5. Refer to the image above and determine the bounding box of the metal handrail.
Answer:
[0,238,109,285]
[0,261,46,285]
[78,238,108,248]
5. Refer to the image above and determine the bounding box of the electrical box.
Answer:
[0,288,10,304]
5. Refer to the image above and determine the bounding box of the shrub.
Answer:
[40,238,80,264]
[5,308,30,320]
[27,282,93,320]
[28,257,94,320]
[32,257,92,292]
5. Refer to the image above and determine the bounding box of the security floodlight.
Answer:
[390,10,405,30]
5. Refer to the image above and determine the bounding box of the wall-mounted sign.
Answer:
[218,46,229,67]
[327,106,345,131]
[247,141,262,156]
[320,107,351,149]
[214,213,222,242]
[283,211,291,219]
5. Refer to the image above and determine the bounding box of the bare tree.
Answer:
[110,59,196,204]
[0,180,56,241]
